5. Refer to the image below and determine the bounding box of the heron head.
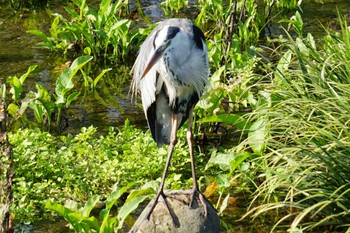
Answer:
[141,26,181,78]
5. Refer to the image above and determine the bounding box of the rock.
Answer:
[129,190,220,233]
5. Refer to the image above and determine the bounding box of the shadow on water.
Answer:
[1,0,349,232]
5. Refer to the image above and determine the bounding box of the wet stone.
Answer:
[130,190,220,233]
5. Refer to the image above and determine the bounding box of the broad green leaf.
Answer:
[247,118,267,155]
[68,55,93,78]
[210,65,225,88]
[82,196,100,217]
[55,69,73,104]
[45,202,80,232]
[17,93,36,118]
[100,213,117,233]
[197,114,249,130]
[45,201,73,216]
[55,55,92,105]
[206,151,234,171]
[215,174,230,188]
[81,216,100,232]
[99,0,111,18]
[106,182,135,210]
[125,187,154,202]
[7,76,22,101]
[229,152,252,176]
[117,194,149,230]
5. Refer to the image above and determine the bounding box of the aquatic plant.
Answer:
[28,0,144,62]
[4,55,113,130]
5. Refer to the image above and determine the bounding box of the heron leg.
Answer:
[146,113,180,226]
[187,108,208,217]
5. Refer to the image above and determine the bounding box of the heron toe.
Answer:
[146,190,179,227]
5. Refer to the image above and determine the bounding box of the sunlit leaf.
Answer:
[197,114,249,130]
[82,196,99,217]
[247,118,267,155]
[117,194,148,230]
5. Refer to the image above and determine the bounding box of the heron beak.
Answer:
[141,45,166,79]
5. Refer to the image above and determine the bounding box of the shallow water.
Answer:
[1,0,350,136]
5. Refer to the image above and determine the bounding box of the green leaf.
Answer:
[99,0,111,18]
[7,76,22,101]
[229,152,252,176]
[99,184,135,233]
[45,202,81,232]
[117,194,148,230]
[219,194,230,215]
[247,118,267,155]
[206,151,234,171]
[7,103,19,116]
[106,183,135,210]
[30,101,44,123]
[55,69,74,104]
[55,55,93,104]
[66,91,80,107]
[20,65,37,84]
[82,196,100,217]
[17,93,36,119]
[68,55,93,78]
[93,68,112,87]
[198,114,249,130]
[81,216,100,231]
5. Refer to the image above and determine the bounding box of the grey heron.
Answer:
[131,18,209,223]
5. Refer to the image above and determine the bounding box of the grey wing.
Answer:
[132,23,169,145]
[131,25,159,111]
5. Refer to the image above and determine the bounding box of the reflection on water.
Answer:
[301,0,350,35]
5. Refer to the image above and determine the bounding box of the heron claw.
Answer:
[189,188,208,217]
[146,190,180,227]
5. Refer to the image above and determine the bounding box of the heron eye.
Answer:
[166,26,180,40]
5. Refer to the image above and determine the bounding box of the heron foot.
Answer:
[146,190,180,227]
[190,188,208,217]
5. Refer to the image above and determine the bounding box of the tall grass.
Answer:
[242,15,350,232]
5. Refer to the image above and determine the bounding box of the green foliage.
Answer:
[160,0,188,15]
[27,0,144,61]
[45,183,151,232]
[9,120,207,225]
[193,0,301,133]
[4,56,109,129]
[238,14,350,232]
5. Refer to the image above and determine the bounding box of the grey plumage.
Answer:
[132,18,209,147]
